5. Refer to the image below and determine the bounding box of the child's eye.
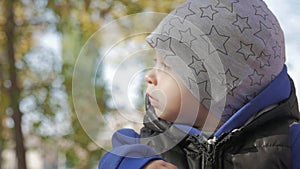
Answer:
[161,62,169,69]
[152,58,170,70]
[157,61,170,71]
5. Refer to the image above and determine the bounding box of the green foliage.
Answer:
[65,148,80,167]
[1,0,186,168]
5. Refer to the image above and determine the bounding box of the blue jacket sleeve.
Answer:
[98,129,163,169]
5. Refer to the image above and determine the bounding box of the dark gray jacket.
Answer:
[141,81,300,169]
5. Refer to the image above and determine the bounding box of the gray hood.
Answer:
[146,0,285,121]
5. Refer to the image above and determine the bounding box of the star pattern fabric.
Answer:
[253,5,268,20]
[216,0,239,13]
[272,23,279,35]
[201,25,230,55]
[154,37,176,58]
[197,80,212,104]
[146,0,285,121]
[232,14,251,33]
[236,41,255,60]
[175,2,196,22]
[219,69,239,89]
[256,51,271,68]
[162,22,175,35]
[273,41,282,59]
[199,5,218,21]
[249,69,264,86]
[254,21,272,46]
[188,55,207,76]
[179,28,197,47]
[243,92,257,104]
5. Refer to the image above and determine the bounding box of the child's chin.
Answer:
[154,107,164,117]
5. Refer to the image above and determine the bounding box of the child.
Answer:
[99,0,300,168]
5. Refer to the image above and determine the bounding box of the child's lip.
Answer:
[147,94,159,107]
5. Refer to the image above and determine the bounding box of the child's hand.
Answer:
[143,160,178,169]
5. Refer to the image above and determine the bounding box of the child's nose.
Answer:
[144,69,157,85]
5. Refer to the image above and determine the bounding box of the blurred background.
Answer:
[0,0,299,169]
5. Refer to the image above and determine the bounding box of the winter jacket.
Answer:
[98,66,300,169]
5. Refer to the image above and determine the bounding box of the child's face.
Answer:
[144,54,209,127]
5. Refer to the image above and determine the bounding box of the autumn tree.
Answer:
[0,1,185,168]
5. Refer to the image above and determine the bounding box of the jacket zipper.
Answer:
[199,137,217,168]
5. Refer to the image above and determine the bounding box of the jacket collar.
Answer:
[214,65,291,138]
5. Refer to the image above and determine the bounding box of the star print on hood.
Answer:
[146,0,285,121]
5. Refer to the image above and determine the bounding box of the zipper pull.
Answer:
[207,137,217,152]
[207,137,217,145]
[206,137,217,165]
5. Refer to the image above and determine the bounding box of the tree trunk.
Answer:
[0,141,2,169]
[0,63,3,169]
[4,0,27,169]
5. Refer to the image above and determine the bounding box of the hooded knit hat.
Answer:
[146,0,285,121]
